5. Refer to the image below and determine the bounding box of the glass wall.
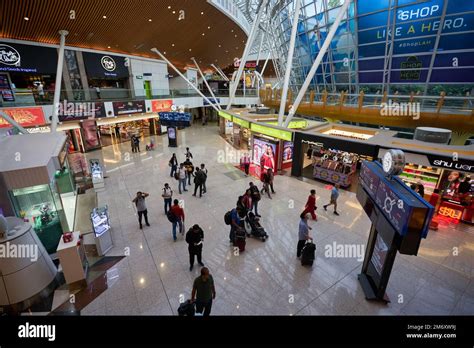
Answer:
[271,0,474,96]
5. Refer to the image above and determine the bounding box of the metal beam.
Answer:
[278,0,301,126]
[151,48,220,113]
[284,0,350,128]
[51,30,69,133]
[227,0,269,110]
[210,63,229,81]
[0,111,27,134]
[192,57,221,110]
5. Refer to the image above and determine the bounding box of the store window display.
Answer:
[311,147,358,187]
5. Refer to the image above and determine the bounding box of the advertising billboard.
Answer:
[151,99,173,113]
[0,107,46,128]
[112,100,146,115]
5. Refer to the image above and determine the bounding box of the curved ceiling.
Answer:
[0,0,248,70]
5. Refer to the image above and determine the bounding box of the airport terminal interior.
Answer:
[0,0,473,317]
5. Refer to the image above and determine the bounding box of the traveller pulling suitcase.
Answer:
[301,240,316,266]
[233,227,246,252]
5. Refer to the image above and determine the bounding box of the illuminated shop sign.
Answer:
[0,43,57,74]
[83,52,129,78]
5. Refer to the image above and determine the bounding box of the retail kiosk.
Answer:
[0,132,76,254]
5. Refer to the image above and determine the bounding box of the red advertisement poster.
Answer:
[0,107,45,128]
[151,99,173,113]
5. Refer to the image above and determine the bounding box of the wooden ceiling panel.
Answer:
[0,0,247,70]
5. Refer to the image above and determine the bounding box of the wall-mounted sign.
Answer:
[151,99,173,113]
[136,75,143,79]
[427,154,474,173]
[112,100,145,115]
[0,74,14,101]
[250,123,292,141]
[203,97,220,105]
[83,52,129,79]
[267,120,308,129]
[58,101,106,121]
[158,112,191,127]
[0,106,46,128]
[0,43,57,74]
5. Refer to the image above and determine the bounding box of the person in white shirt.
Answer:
[178,163,188,194]
[162,183,173,214]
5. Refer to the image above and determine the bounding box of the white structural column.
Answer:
[278,0,302,126]
[227,0,269,110]
[151,48,220,113]
[192,57,221,110]
[51,30,69,133]
[210,64,229,81]
[0,111,27,134]
[283,0,350,128]
[261,50,272,75]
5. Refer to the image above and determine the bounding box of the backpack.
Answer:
[224,211,232,225]
[167,210,178,223]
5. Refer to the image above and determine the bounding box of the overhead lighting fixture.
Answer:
[102,15,107,19]
[24,17,29,21]
[148,19,152,22]
[231,29,234,32]
[218,44,221,47]
[208,26,211,29]
[189,48,192,51]
[201,11,204,15]
[171,43,175,46]
[164,51,166,54]
[107,46,111,48]
[234,34,237,38]
[202,33,205,36]
[168,6,171,9]
[172,10,176,14]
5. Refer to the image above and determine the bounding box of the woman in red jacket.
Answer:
[303,189,317,221]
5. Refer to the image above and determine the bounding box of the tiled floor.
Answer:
[78,123,474,316]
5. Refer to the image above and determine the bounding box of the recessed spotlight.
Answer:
[148,19,152,22]
[202,33,205,36]
[102,15,107,19]
[218,44,221,47]
[189,48,192,51]
[164,51,166,54]
[208,26,211,29]
[168,6,171,9]
[225,50,229,53]
[231,29,234,32]
[201,11,204,15]
[24,17,29,21]
[235,34,237,38]
[107,46,111,48]
[172,10,176,14]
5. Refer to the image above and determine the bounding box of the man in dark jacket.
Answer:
[193,168,206,197]
[186,224,204,271]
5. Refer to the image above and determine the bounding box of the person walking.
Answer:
[323,184,340,216]
[169,153,178,177]
[249,182,261,217]
[193,168,206,198]
[183,157,194,186]
[132,191,150,229]
[297,212,313,258]
[241,153,251,176]
[133,135,140,152]
[303,189,318,221]
[200,164,208,194]
[162,183,173,215]
[242,189,253,212]
[186,224,204,271]
[178,164,188,194]
[261,171,272,199]
[229,207,242,243]
[185,147,193,159]
[131,135,136,153]
[191,267,215,316]
[170,199,185,241]
[268,168,276,194]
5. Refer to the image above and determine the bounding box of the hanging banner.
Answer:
[0,107,46,128]
[151,99,173,113]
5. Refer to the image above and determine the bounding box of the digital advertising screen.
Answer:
[282,141,294,163]
[80,119,101,152]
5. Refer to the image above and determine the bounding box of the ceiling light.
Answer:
[172,43,175,47]
[235,34,237,37]
[168,6,171,9]
[164,51,166,54]
[218,44,221,47]
[24,17,29,21]
[208,26,211,29]
[172,10,176,14]
[107,46,111,48]
[148,19,152,22]
[102,15,107,19]
[189,49,192,51]
[202,33,205,36]
[231,29,234,32]
[201,11,204,15]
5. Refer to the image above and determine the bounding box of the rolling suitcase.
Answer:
[177,300,195,316]
[234,228,246,252]
[301,241,316,266]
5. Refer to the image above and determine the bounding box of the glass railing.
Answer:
[263,90,474,116]
[0,87,260,108]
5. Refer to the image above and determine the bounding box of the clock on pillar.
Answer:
[382,149,405,176]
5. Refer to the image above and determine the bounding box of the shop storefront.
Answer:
[381,149,474,225]
[0,133,76,254]
[218,110,234,144]
[249,123,294,178]
[292,128,379,189]
[0,42,58,105]
[230,116,251,151]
